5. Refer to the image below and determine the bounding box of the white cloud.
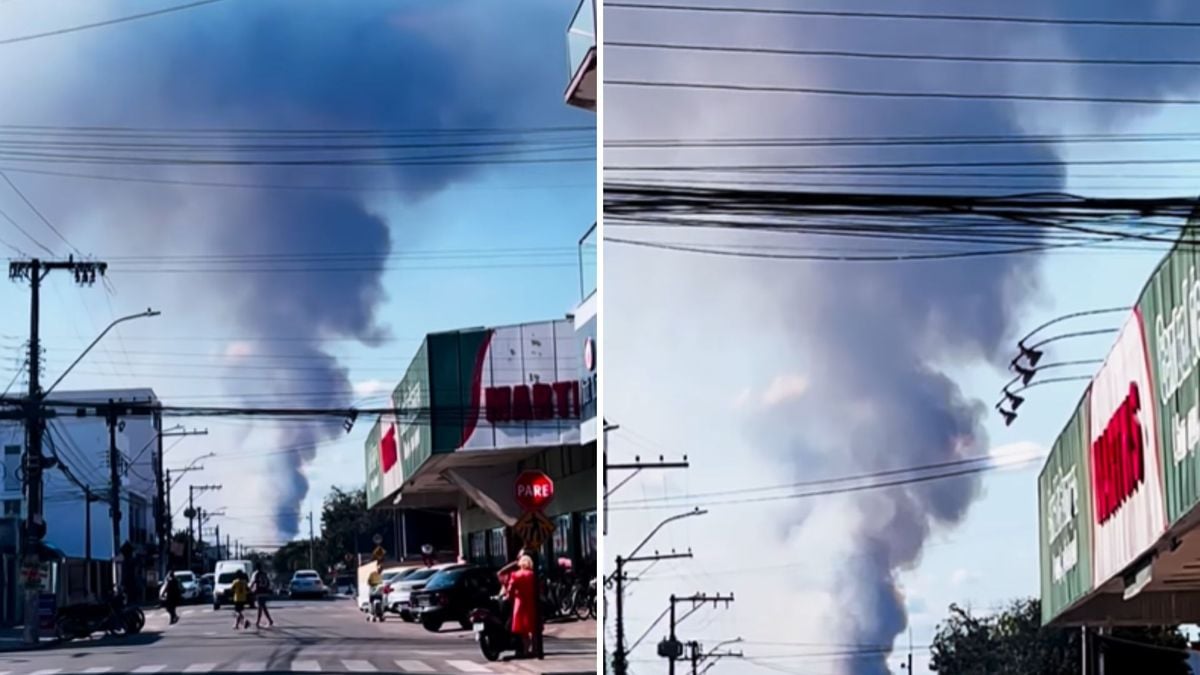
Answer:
[987,441,1046,468]
[353,379,391,398]
[761,374,809,406]
[733,386,753,409]
[951,569,978,587]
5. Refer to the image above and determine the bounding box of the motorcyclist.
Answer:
[367,561,385,620]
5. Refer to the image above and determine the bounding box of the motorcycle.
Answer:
[469,596,523,662]
[56,593,143,641]
[367,584,389,622]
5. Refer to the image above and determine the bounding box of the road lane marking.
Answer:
[342,660,377,672]
[29,669,61,675]
[395,660,436,672]
[237,662,266,672]
[184,664,219,672]
[447,660,492,673]
[289,660,321,672]
[81,669,113,674]
[414,651,449,656]
[133,667,166,674]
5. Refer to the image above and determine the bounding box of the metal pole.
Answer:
[613,556,626,675]
[108,401,121,595]
[154,408,165,580]
[1082,626,1090,675]
[21,259,42,645]
[691,642,699,675]
[164,469,171,565]
[668,594,677,675]
[84,486,92,598]
[187,487,194,573]
[308,511,315,569]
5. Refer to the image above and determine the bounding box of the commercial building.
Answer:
[0,388,162,624]
[365,320,596,575]
[1039,226,1200,625]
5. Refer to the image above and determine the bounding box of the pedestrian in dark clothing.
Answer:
[160,571,182,625]
[252,565,274,628]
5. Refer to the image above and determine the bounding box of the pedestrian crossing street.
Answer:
[0,656,505,674]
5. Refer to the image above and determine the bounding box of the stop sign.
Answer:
[514,470,555,512]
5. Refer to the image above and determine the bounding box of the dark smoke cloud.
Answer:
[3,0,589,537]
[609,1,1200,671]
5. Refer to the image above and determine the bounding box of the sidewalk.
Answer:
[0,626,58,653]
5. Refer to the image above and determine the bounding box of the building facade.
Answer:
[364,320,596,575]
[0,388,161,623]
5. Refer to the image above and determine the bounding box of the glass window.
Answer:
[488,527,507,568]
[4,446,19,492]
[581,511,596,561]
[469,532,486,564]
[553,514,572,557]
[425,568,466,591]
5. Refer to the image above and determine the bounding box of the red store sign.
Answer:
[1091,382,1146,525]
[485,380,580,423]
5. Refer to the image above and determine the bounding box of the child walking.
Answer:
[231,570,250,630]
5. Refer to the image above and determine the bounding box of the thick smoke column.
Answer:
[0,0,587,538]
[609,1,1200,672]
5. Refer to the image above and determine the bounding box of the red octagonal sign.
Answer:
[514,470,555,512]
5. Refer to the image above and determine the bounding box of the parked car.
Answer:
[410,565,499,632]
[289,569,327,598]
[173,570,200,603]
[332,575,356,596]
[387,564,461,621]
[199,573,215,599]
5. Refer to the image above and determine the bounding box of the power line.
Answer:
[607,40,1200,68]
[0,0,231,47]
[608,78,1200,106]
[0,171,78,254]
[605,2,1200,29]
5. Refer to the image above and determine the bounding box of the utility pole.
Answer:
[151,425,206,579]
[106,399,122,595]
[186,484,221,572]
[214,524,220,560]
[611,550,693,675]
[84,486,92,598]
[308,511,315,569]
[11,257,107,644]
[664,594,735,675]
[603,422,689,535]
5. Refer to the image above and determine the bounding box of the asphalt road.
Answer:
[0,596,515,675]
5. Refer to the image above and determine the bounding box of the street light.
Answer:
[169,453,216,488]
[628,507,706,560]
[44,308,161,396]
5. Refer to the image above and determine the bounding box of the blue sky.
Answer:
[0,1,594,546]
[603,3,1200,674]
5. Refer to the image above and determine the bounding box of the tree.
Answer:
[320,487,394,567]
[930,598,1191,675]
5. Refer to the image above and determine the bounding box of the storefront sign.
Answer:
[514,470,555,511]
[484,381,580,422]
[1088,311,1165,588]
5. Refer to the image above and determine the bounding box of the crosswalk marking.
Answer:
[29,669,61,675]
[414,650,448,656]
[183,664,218,673]
[342,660,377,672]
[238,662,267,672]
[290,660,321,672]
[132,667,166,674]
[81,668,113,674]
[395,659,436,672]
[447,660,492,673]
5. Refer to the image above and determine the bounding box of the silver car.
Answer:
[289,569,327,598]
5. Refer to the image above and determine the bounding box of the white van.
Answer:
[212,560,254,610]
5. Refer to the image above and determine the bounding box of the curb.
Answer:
[0,638,60,653]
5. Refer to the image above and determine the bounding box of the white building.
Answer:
[0,388,161,622]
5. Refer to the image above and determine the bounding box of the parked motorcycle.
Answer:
[469,596,522,662]
[55,594,143,641]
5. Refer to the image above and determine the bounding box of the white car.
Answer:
[173,570,200,602]
[289,569,327,598]
[388,564,464,621]
[213,560,254,610]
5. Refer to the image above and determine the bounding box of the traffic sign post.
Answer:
[512,470,555,660]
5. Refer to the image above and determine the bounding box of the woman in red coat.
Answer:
[505,555,537,655]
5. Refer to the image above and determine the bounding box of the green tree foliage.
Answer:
[268,487,391,577]
[930,598,1192,675]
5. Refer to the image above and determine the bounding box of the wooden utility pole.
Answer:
[107,400,122,594]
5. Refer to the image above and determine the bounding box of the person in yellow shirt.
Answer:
[367,561,385,621]
[231,570,250,630]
